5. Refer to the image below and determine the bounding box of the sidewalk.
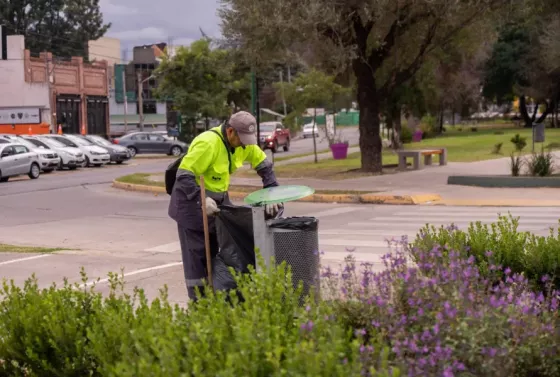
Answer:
[232,151,560,206]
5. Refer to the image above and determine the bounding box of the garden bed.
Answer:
[447,174,560,188]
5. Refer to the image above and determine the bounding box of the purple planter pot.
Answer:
[330,143,349,160]
[413,130,423,142]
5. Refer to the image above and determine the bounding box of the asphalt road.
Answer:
[279,126,360,157]
[1,159,560,307]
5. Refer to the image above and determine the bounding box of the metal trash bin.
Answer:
[269,217,320,300]
[247,185,320,304]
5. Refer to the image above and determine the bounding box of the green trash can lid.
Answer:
[243,185,315,205]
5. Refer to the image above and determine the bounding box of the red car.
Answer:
[259,121,291,153]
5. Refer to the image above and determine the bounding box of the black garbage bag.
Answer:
[212,204,255,292]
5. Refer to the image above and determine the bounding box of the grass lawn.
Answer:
[116,173,379,195]
[236,126,560,180]
[0,244,68,253]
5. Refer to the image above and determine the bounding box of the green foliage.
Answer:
[419,114,438,138]
[154,38,243,124]
[275,68,351,143]
[0,256,398,376]
[511,133,528,151]
[510,152,524,176]
[492,142,503,154]
[400,126,413,144]
[411,213,560,290]
[527,150,556,176]
[0,0,110,58]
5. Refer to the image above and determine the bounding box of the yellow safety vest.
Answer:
[178,126,267,193]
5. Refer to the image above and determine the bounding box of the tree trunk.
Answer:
[390,105,402,150]
[354,59,382,173]
[519,95,532,128]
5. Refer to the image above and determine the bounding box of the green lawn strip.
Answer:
[0,244,68,253]
[240,127,560,179]
[273,144,359,162]
[115,173,379,195]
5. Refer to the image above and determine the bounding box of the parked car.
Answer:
[112,132,188,157]
[259,121,291,153]
[302,122,320,138]
[42,134,110,167]
[0,143,41,182]
[23,135,83,170]
[0,134,60,173]
[78,134,131,164]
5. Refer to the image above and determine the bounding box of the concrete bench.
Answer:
[397,148,447,170]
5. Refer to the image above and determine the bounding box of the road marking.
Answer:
[145,242,181,253]
[320,239,388,248]
[320,229,415,237]
[0,254,51,267]
[368,216,553,224]
[392,212,560,218]
[322,251,384,263]
[308,207,362,218]
[82,261,183,287]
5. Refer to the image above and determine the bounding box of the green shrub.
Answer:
[511,133,527,152]
[492,142,503,154]
[470,127,478,132]
[510,152,524,176]
[411,213,560,291]
[400,126,413,144]
[527,151,555,176]
[0,257,398,377]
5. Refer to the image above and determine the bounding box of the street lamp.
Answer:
[137,72,159,132]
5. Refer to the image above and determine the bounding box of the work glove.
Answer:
[265,202,283,218]
[205,197,220,216]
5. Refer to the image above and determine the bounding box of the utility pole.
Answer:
[279,69,287,116]
[137,71,144,131]
[122,69,128,133]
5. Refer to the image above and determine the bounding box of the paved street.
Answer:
[1,162,559,307]
[277,126,360,158]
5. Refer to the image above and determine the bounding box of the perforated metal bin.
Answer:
[252,207,320,302]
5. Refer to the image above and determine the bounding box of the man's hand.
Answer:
[205,197,220,215]
[265,202,283,218]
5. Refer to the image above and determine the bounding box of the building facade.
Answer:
[0,34,110,135]
[110,43,171,136]
[0,35,51,134]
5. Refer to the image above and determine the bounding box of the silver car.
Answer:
[0,143,41,182]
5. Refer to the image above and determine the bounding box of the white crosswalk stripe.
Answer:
[142,206,560,270]
[318,206,560,266]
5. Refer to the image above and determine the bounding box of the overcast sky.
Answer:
[99,0,222,61]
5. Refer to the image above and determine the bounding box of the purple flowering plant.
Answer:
[319,236,560,377]
[411,213,560,292]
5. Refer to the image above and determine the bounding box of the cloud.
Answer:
[108,27,168,41]
[171,37,195,46]
[100,0,138,15]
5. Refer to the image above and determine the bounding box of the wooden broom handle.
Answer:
[199,176,213,290]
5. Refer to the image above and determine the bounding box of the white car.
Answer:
[25,135,84,170]
[0,142,41,182]
[302,123,319,138]
[0,134,60,173]
[43,134,110,167]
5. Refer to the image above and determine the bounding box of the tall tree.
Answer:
[275,68,349,162]
[482,1,560,128]
[219,0,509,172]
[0,0,110,58]
[154,38,233,134]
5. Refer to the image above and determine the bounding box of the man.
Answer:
[168,111,282,301]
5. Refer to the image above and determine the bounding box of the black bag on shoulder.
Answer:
[165,154,185,195]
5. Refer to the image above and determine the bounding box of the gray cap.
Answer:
[229,111,257,145]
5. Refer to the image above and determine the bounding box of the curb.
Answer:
[448,175,560,188]
[111,180,442,205]
[435,199,560,207]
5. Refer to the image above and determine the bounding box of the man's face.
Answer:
[226,127,244,148]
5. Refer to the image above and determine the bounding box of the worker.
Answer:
[168,111,282,301]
